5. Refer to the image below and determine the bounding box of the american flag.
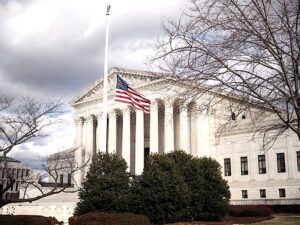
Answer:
[115,75,151,113]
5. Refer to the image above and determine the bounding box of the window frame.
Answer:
[279,188,286,197]
[224,158,231,176]
[297,151,300,171]
[277,153,286,173]
[258,154,266,174]
[241,156,248,175]
[260,189,266,198]
[68,174,72,185]
[242,190,248,199]
[60,174,64,184]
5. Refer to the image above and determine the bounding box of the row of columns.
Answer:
[74,99,212,184]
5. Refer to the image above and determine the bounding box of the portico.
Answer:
[73,91,211,183]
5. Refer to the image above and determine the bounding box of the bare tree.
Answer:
[0,94,85,208]
[22,149,86,203]
[153,0,300,148]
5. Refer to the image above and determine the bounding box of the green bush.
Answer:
[0,215,62,225]
[132,150,230,224]
[166,150,230,220]
[75,152,131,215]
[188,157,230,221]
[132,153,191,224]
[74,151,230,224]
[69,212,150,225]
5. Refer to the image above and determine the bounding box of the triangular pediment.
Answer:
[70,67,162,106]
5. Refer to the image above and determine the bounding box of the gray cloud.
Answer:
[0,0,185,99]
[14,151,46,170]
[0,0,186,168]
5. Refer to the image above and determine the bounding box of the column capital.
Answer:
[150,99,159,109]
[95,112,103,119]
[74,117,84,126]
[85,114,96,124]
[164,97,175,108]
[108,110,117,118]
[122,106,133,114]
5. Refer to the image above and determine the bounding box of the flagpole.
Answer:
[101,5,111,153]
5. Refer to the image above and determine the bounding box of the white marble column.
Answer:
[179,107,190,153]
[74,117,84,185]
[108,110,117,153]
[197,111,210,157]
[101,113,107,152]
[164,98,175,153]
[85,115,96,164]
[135,110,144,175]
[150,100,159,153]
[96,113,103,153]
[122,107,131,171]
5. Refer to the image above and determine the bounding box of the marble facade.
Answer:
[71,67,300,204]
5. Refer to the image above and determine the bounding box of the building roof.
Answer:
[0,156,21,163]
[69,67,164,106]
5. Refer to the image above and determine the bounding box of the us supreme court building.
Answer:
[71,67,300,205]
[2,67,300,223]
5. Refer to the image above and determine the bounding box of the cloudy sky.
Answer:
[0,0,186,168]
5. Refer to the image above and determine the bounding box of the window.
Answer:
[144,147,150,166]
[242,190,248,198]
[10,182,13,191]
[260,189,266,198]
[258,155,266,174]
[224,158,231,176]
[68,174,72,185]
[279,188,286,197]
[60,174,64,184]
[277,153,286,173]
[15,182,18,191]
[21,169,24,179]
[231,112,236,120]
[26,169,29,177]
[17,169,20,179]
[241,157,248,175]
[297,151,300,171]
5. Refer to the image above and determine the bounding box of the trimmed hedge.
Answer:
[69,212,150,225]
[229,205,273,217]
[0,215,62,225]
[271,205,300,213]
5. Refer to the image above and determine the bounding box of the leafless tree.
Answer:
[0,148,88,208]
[153,0,300,148]
[0,94,86,208]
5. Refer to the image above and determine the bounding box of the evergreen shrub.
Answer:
[132,150,230,224]
[131,153,191,224]
[75,151,230,224]
[74,152,131,215]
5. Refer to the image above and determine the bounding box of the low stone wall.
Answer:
[0,202,76,224]
[231,198,300,205]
